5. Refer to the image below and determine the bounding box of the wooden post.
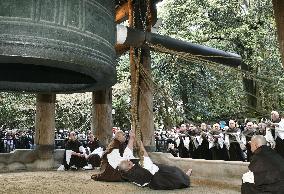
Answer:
[273,0,284,67]
[92,89,113,146]
[129,0,155,151]
[35,93,55,158]
[139,45,155,151]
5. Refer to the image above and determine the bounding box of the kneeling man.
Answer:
[118,139,191,190]
[241,135,284,194]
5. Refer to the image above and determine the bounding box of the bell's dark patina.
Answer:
[0,0,116,92]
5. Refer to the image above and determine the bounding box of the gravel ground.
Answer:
[0,170,240,194]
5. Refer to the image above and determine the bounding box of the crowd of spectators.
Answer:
[0,128,91,153]
[0,127,34,152]
[154,111,284,161]
[2,110,284,163]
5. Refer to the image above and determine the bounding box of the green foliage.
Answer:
[151,0,284,124]
[55,93,92,131]
[0,92,92,131]
[112,54,131,130]
[0,92,36,129]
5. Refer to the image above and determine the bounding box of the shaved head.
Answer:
[271,111,280,121]
[250,135,267,153]
[118,160,133,172]
[114,130,126,143]
[251,135,267,146]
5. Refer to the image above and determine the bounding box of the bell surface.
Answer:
[0,0,116,93]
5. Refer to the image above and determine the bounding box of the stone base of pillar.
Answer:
[34,144,54,159]
[0,149,57,172]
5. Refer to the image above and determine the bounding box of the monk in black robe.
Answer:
[91,130,127,182]
[63,131,87,170]
[209,123,228,160]
[86,133,104,168]
[225,120,245,161]
[177,124,190,158]
[269,111,281,139]
[119,139,191,190]
[177,135,190,158]
[241,135,284,194]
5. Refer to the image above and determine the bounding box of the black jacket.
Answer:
[242,145,284,194]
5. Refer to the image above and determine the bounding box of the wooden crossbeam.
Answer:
[115,2,129,23]
[115,44,130,56]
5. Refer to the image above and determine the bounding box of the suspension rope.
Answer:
[138,68,271,125]
[136,52,279,124]
[129,0,146,165]
[148,43,281,85]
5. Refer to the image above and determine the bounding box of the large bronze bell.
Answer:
[0,0,116,92]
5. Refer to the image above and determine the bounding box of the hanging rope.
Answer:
[136,50,280,124]
[128,0,138,138]
[147,42,280,85]
[128,0,145,165]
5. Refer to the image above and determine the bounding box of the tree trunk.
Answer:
[241,62,257,116]
[273,0,284,68]
[164,101,172,130]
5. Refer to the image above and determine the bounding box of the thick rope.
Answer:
[129,0,144,165]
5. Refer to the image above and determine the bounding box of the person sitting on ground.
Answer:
[84,133,105,169]
[91,130,134,182]
[62,131,87,170]
[118,138,191,190]
[241,135,284,194]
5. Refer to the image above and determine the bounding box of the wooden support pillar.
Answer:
[92,89,113,146]
[128,0,155,151]
[139,45,155,151]
[35,93,55,158]
[273,0,284,67]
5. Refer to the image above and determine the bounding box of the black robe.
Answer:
[86,138,104,167]
[226,128,245,161]
[241,145,284,194]
[197,134,211,160]
[63,139,87,170]
[270,118,280,139]
[15,135,31,149]
[242,130,255,162]
[209,131,228,160]
[275,136,284,159]
[187,131,199,159]
[166,138,179,157]
[177,134,190,158]
[122,163,190,190]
